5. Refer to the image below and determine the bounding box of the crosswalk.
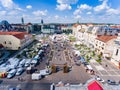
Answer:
[0,84,22,90]
[0,85,10,90]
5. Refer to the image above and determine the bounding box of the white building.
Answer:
[95,35,117,57]
[111,34,120,68]
[0,31,33,50]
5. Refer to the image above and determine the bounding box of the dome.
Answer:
[0,20,10,26]
[0,20,12,31]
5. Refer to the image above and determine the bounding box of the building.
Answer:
[11,23,34,33]
[41,24,61,34]
[95,35,117,57]
[111,34,120,68]
[73,23,120,50]
[0,31,33,50]
[25,23,33,33]
[0,20,12,31]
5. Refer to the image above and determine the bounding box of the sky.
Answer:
[0,0,120,24]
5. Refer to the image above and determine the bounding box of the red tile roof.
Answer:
[73,24,80,27]
[88,80,103,90]
[0,32,31,39]
[96,35,117,43]
[110,26,120,29]
[26,23,32,25]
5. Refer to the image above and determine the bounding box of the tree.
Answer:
[63,64,68,73]
[51,65,56,73]
[96,54,102,64]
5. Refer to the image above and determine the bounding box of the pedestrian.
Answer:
[18,77,20,81]
[119,81,120,84]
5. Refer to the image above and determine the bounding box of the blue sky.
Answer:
[0,0,120,24]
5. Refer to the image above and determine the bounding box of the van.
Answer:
[31,73,42,80]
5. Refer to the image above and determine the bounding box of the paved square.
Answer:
[95,66,105,71]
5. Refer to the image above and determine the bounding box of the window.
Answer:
[9,41,11,45]
[4,41,6,44]
[116,49,119,55]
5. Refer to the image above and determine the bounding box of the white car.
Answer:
[18,59,26,68]
[25,59,31,67]
[40,69,51,76]
[95,76,105,83]
[7,69,17,79]
[16,68,24,76]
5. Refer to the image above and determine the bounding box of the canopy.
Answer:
[86,65,93,70]
[88,81,103,90]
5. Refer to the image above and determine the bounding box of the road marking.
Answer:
[90,61,111,76]
[100,75,120,76]
[16,84,21,88]
[0,85,10,90]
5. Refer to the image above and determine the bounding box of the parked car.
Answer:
[40,69,51,76]
[18,59,26,68]
[8,87,21,90]
[7,69,17,79]
[107,80,117,85]
[83,62,89,66]
[16,68,24,76]
[25,59,31,67]
[95,76,105,83]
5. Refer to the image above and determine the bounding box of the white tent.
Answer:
[74,50,80,56]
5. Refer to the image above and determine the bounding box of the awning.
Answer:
[88,80,103,90]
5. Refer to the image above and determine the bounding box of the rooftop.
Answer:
[73,24,80,28]
[0,31,30,39]
[96,35,117,43]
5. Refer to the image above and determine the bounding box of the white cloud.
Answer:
[94,0,109,12]
[0,0,16,9]
[56,4,71,11]
[56,0,78,11]
[57,0,78,4]
[8,10,19,15]
[87,12,92,15]
[73,9,81,15]
[26,5,32,9]
[0,10,6,15]
[79,4,92,10]
[106,8,120,15]
[33,10,47,16]
[55,15,59,19]
[73,4,92,15]
[0,0,22,10]
[74,15,81,19]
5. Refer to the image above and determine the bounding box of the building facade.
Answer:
[111,34,120,68]
[0,32,33,50]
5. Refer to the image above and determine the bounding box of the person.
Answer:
[18,77,20,81]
